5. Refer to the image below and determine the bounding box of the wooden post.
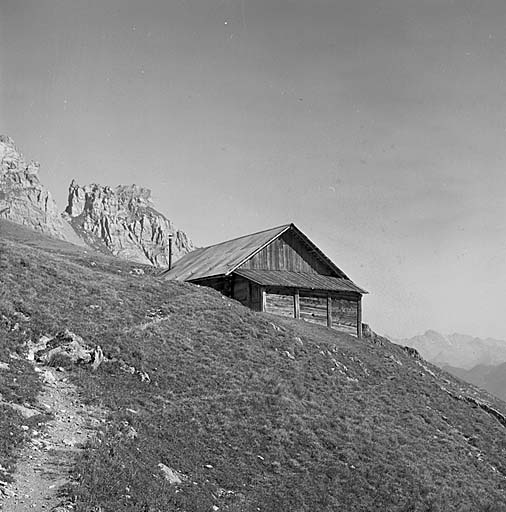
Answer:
[327,295,332,328]
[261,287,267,312]
[294,290,300,319]
[168,235,173,270]
[356,297,362,338]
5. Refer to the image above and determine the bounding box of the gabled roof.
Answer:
[163,223,356,285]
[234,269,368,294]
[163,224,292,281]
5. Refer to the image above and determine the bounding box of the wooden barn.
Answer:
[163,224,367,337]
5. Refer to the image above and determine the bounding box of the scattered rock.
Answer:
[126,426,138,440]
[7,402,40,419]
[29,331,107,372]
[91,346,105,371]
[27,335,52,361]
[0,361,10,370]
[14,311,31,322]
[119,361,151,383]
[42,370,57,386]
[268,322,284,332]
[402,346,421,360]
[138,371,151,383]
[38,330,93,365]
[361,324,386,346]
[158,463,185,484]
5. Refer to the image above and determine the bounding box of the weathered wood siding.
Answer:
[264,289,359,333]
[194,273,361,336]
[265,292,294,318]
[299,295,328,326]
[239,231,335,275]
[332,298,358,333]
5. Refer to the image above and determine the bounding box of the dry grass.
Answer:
[2,219,506,511]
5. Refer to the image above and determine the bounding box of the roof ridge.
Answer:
[199,223,292,250]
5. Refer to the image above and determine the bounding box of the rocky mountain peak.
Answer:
[64,180,193,267]
[0,136,84,245]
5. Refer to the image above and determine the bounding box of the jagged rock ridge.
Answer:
[64,180,193,267]
[0,135,84,245]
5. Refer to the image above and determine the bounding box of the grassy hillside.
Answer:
[2,219,506,511]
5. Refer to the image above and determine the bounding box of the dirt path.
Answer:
[0,365,103,512]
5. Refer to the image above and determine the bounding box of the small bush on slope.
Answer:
[1,220,506,511]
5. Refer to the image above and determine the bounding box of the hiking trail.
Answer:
[0,363,103,512]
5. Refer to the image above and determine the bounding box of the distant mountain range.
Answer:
[397,330,506,370]
[396,330,506,402]
[444,363,506,402]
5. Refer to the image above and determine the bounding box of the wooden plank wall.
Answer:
[240,231,333,275]
[265,292,328,327]
[264,290,359,334]
[332,298,358,333]
[299,296,328,326]
[265,292,295,318]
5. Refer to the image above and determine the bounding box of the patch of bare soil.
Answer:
[0,365,103,512]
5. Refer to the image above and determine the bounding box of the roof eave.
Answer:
[232,269,368,294]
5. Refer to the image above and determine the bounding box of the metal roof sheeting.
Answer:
[162,224,291,281]
[234,269,368,294]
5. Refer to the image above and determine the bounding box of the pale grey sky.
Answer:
[1,0,506,339]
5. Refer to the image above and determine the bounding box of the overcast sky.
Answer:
[1,0,506,339]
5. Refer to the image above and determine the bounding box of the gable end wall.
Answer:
[238,230,335,275]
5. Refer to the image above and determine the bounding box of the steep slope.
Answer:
[0,136,84,246]
[399,330,506,369]
[64,180,193,267]
[2,220,506,511]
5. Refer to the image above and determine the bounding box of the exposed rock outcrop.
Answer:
[0,135,84,245]
[64,180,193,267]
